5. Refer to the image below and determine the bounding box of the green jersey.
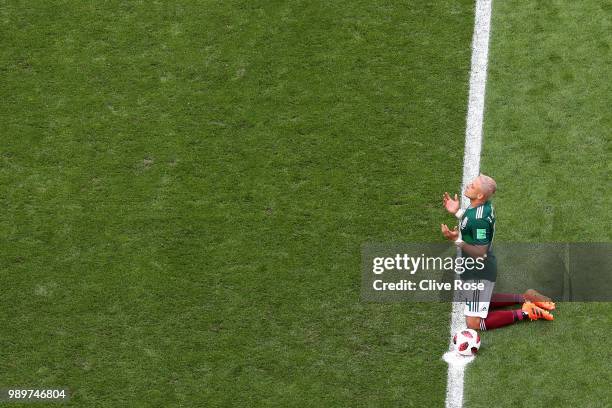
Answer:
[460,200,495,248]
[459,201,496,280]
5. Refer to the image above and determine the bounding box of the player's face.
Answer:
[464,177,483,200]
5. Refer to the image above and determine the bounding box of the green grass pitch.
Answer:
[1,1,474,406]
[0,0,609,407]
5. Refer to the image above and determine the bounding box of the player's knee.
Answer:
[466,316,481,330]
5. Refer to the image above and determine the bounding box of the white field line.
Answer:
[444,1,493,408]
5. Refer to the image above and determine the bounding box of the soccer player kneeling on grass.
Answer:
[440,175,555,331]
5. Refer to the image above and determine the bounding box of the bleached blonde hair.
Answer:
[478,174,497,198]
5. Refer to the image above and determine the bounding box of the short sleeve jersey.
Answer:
[460,201,495,249]
[459,201,496,281]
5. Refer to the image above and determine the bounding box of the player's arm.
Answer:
[441,225,488,257]
[456,218,492,257]
[455,241,488,258]
[441,224,488,257]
